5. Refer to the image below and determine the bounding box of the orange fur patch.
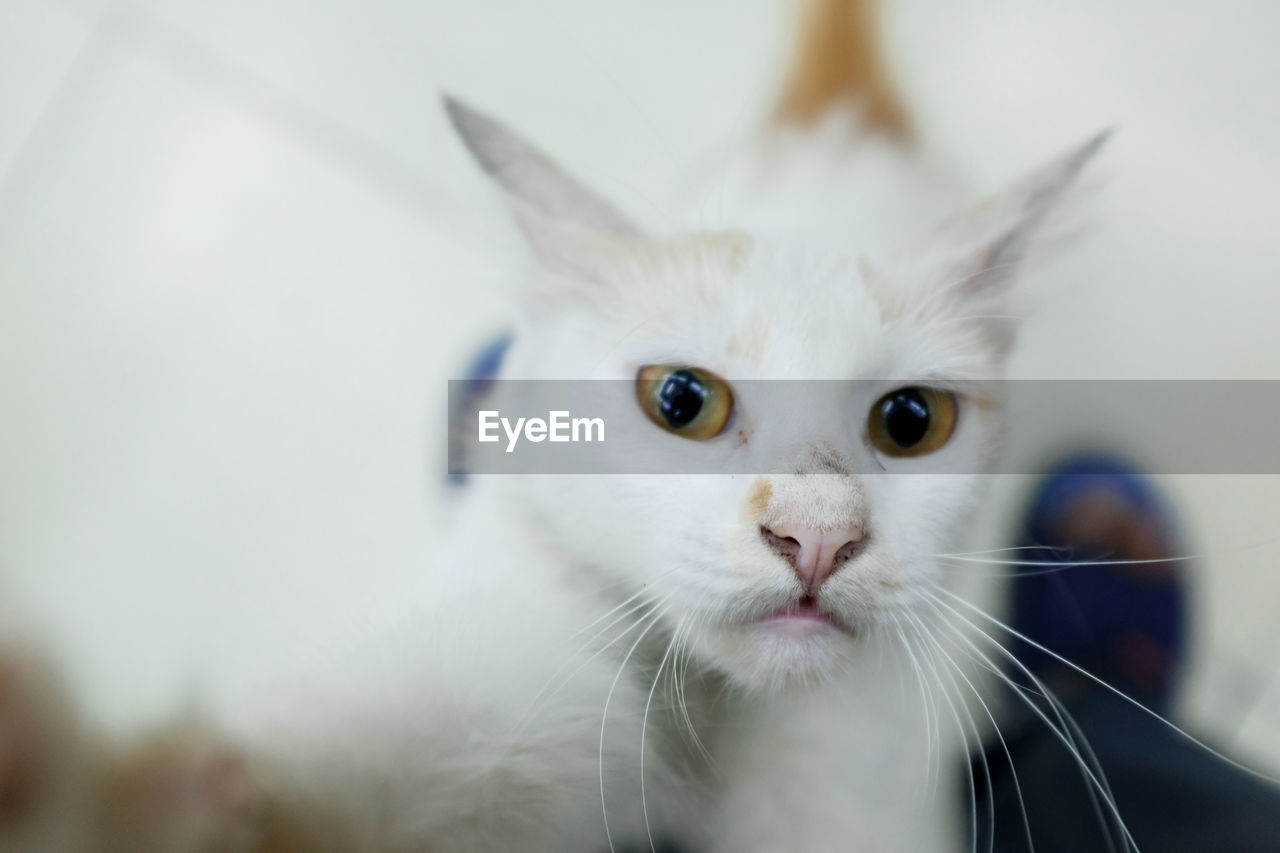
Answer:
[672,230,752,273]
[742,477,774,521]
[96,723,261,851]
[774,0,910,138]
[725,310,770,364]
[250,797,339,853]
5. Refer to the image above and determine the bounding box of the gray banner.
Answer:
[447,380,1280,474]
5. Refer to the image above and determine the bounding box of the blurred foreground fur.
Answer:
[0,648,254,852]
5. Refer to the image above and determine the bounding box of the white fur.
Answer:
[228,103,1099,852]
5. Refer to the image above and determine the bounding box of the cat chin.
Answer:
[692,618,863,690]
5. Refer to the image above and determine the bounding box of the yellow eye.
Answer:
[636,365,734,440]
[867,387,958,457]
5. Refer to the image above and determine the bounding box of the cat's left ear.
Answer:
[925,131,1109,299]
[443,96,643,280]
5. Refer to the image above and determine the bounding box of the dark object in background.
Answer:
[972,453,1280,852]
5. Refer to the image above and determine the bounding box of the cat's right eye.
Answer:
[635,365,734,440]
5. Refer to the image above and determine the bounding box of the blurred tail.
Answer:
[773,0,910,139]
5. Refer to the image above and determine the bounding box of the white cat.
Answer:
[0,1,1103,850]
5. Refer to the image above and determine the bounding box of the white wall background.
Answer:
[3,0,1280,782]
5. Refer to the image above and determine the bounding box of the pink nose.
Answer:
[761,523,867,592]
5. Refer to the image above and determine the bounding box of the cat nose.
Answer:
[761,523,867,593]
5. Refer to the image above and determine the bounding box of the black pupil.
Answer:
[657,370,706,428]
[881,388,931,447]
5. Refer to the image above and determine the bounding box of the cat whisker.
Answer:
[934,545,1073,558]
[936,532,1280,565]
[569,568,680,642]
[921,591,1127,850]
[672,609,717,772]
[907,608,1033,853]
[517,595,666,735]
[918,628,946,801]
[891,616,948,812]
[600,603,670,853]
[938,563,1084,579]
[891,619,941,795]
[641,616,682,853]
[921,590,1136,852]
[931,549,1203,579]
[936,553,1198,568]
[905,611,981,853]
[901,610,993,853]
[933,585,1280,787]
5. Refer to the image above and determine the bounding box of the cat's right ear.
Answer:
[443,96,643,280]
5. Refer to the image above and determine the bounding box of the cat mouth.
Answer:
[758,596,853,635]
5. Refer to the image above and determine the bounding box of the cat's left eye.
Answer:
[636,365,734,440]
[867,386,958,457]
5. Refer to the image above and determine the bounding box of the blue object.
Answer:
[1008,453,1188,711]
[447,333,512,486]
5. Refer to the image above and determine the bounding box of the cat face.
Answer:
[445,98,1101,689]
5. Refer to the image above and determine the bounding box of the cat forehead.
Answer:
[628,231,868,295]
[615,232,892,374]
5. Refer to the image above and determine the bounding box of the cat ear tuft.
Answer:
[442,95,642,277]
[930,130,1111,295]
